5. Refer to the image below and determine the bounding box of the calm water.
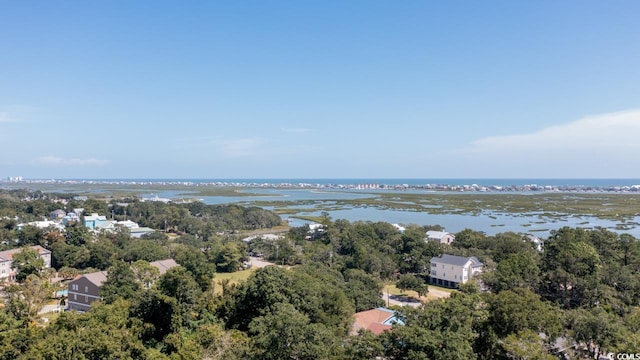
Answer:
[143,188,640,238]
[11,178,640,238]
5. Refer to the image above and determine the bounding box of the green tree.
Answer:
[488,288,562,339]
[11,247,46,282]
[172,245,215,291]
[502,329,558,360]
[490,252,540,292]
[156,267,201,325]
[64,222,91,246]
[248,302,337,360]
[5,274,51,323]
[396,274,428,297]
[131,260,160,289]
[101,261,141,303]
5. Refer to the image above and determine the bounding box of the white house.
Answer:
[426,231,455,245]
[0,245,52,282]
[17,220,65,231]
[392,224,406,233]
[429,254,483,288]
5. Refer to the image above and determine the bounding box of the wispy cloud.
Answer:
[0,105,37,123]
[465,109,640,153]
[451,109,640,177]
[0,112,19,123]
[282,127,312,134]
[220,137,268,157]
[175,136,270,158]
[32,155,110,167]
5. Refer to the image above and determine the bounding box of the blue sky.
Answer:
[1,1,639,179]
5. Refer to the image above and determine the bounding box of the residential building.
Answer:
[429,254,483,288]
[83,213,108,230]
[0,245,52,282]
[16,220,64,231]
[50,209,66,220]
[67,271,108,311]
[62,212,81,225]
[350,307,404,335]
[149,259,179,275]
[392,224,406,233]
[426,230,455,245]
[67,259,179,311]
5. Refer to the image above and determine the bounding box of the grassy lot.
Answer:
[212,268,258,295]
[383,283,454,303]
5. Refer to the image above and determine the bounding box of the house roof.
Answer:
[84,214,107,221]
[0,245,51,261]
[351,308,403,335]
[50,209,66,215]
[130,227,155,233]
[81,271,109,287]
[150,259,179,275]
[426,231,453,239]
[431,254,483,267]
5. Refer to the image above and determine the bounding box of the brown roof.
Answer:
[0,245,51,261]
[351,308,397,335]
[149,259,179,275]
[366,323,393,335]
[81,271,109,287]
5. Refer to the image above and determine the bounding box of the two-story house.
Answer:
[0,245,52,282]
[67,258,179,311]
[429,254,483,288]
[67,271,108,311]
[83,213,108,230]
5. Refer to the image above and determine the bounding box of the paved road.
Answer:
[249,256,276,268]
[39,304,63,315]
[382,293,423,308]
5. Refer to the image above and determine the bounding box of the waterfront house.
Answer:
[429,254,483,288]
[426,230,455,245]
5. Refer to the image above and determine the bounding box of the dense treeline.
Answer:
[1,189,639,359]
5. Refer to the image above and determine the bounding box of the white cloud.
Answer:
[32,156,110,167]
[467,110,640,152]
[451,109,640,177]
[175,136,270,158]
[220,138,268,157]
[0,112,18,123]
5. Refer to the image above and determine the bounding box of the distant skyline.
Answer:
[1,1,639,179]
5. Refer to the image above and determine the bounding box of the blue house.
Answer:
[83,213,108,230]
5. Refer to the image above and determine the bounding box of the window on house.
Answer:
[85,286,88,293]
[85,296,88,302]
[74,294,77,300]
[431,270,436,276]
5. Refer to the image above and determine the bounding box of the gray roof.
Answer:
[431,254,483,267]
[150,258,179,275]
[82,271,109,287]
